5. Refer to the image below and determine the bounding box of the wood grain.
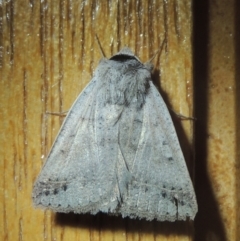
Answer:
[0,1,195,240]
[194,0,239,241]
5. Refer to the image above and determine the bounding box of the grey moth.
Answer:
[32,48,197,222]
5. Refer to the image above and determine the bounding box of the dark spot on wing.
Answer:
[161,191,166,198]
[62,184,67,191]
[180,201,185,206]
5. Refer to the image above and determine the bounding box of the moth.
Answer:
[32,47,197,221]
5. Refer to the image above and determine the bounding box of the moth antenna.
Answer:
[147,37,167,64]
[95,35,106,58]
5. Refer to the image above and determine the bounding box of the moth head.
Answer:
[110,48,154,73]
[110,47,142,63]
[115,47,135,56]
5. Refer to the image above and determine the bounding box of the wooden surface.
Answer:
[0,0,237,240]
[194,1,238,241]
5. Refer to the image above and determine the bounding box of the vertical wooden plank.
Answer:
[194,0,238,241]
[0,0,194,240]
[236,0,240,240]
